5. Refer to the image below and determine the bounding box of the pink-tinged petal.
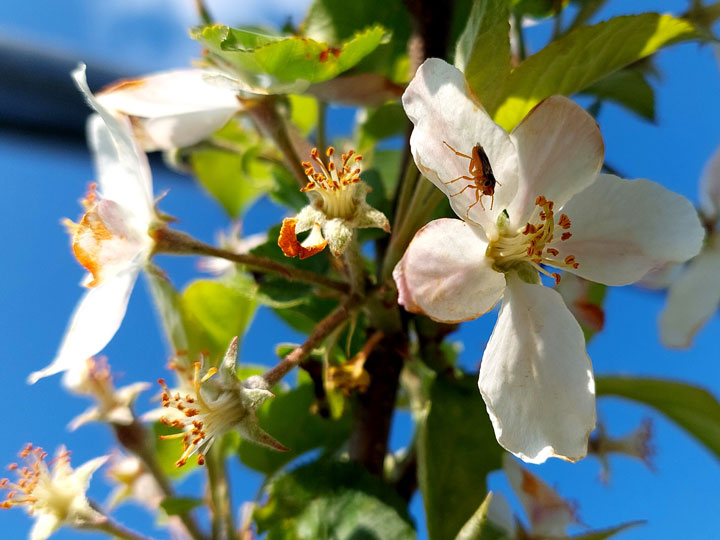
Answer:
[660,234,720,348]
[402,58,519,234]
[479,274,595,463]
[700,144,720,223]
[503,454,576,537]
[393,218,505,323]
[556,174,704,286]
[96,70,240,150]
[87,114,154,228]
[28,267,140,384]
[507,96,604,228]
[72,66,154,219]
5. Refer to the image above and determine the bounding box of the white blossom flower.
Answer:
[393,59,704,463]
[105,454,163,510]
[28,65,159,385]
[198,221,267,277]
[0,444,107,540]
[660,145,720,348]
[65,357,150,431]
[158,337,286,467]
[95,68,243,151]
[278,146,390,259]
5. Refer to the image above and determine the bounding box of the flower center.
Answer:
[0,444,72,515]
[487,196,579,283]
[158,363,244,468]
[301,146,363,220]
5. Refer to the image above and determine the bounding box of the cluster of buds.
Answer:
[279,146,390,259]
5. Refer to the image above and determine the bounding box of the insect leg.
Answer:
[443,175,474,185]
[442,141,472,160]
[449,184,475,198]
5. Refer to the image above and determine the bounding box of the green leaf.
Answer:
[191,148,273,217]
[160,497,203,516]
[181,280,257,359]
[580,68,655,121]
[193,24,387,84]
[153,422,198,478]
[596,376,720,459]
[419,373,504,540]
[512,0,569,18]
[358,102,407,151]
[255,460,414,540]
[569,521,644,540]
[288,94,319,136]
[491,14,700,129]
[237,381,352,475]
[145,267,189,355]
[454,492,509,540]
[455,0,511,108]
[302,0,412,82]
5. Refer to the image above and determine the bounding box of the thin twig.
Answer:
[194,0,213,25]
[152,227,350,294]
[206,447,237,540]
[247,98,309,188]
[113,422,207,540]
[83,515,156,540]
[263,295,363,387]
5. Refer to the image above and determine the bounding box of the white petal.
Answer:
[700,144,720,223]
[73,455,109,489]
[106,407,135,426]
[556,174,704,285]
[68,407,102,431]
[485,492,516,537]
[87,114,154,228]
[660,235,720,348]
[96,70,240,151]
[30,513,61,540]
[503,454,575,537]
[97,70,240,117]
[402,58,519,233]
[507,96,604,227]
[73,65,154,229]
[393,218,505,323]
[479,275,595,463]
[28,267,140,384]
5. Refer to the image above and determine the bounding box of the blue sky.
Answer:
[1,1,718,539]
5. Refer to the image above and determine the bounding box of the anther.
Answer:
[547,248,559,256]
[561,232,572,241]
[552,273,561,284]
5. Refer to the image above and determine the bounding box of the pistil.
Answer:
[488,196,579,283]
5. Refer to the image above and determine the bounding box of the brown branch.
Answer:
[246,98,309,188]
[263,296,362,387]
[152,227,350,294]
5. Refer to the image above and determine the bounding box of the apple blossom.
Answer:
[28,65,160,385]
[278,146,390,259]
[105,454,163,510]
[65,357,150,431]
[660,145,720,348]
[157,337,286,467]
[95,68,243,151]
[0,444,107,540]
[393,58,704,463]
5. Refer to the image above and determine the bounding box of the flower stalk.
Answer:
[152,227,350,294]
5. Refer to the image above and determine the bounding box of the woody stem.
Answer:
[152,227,349,295]
[263,295,364,387]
